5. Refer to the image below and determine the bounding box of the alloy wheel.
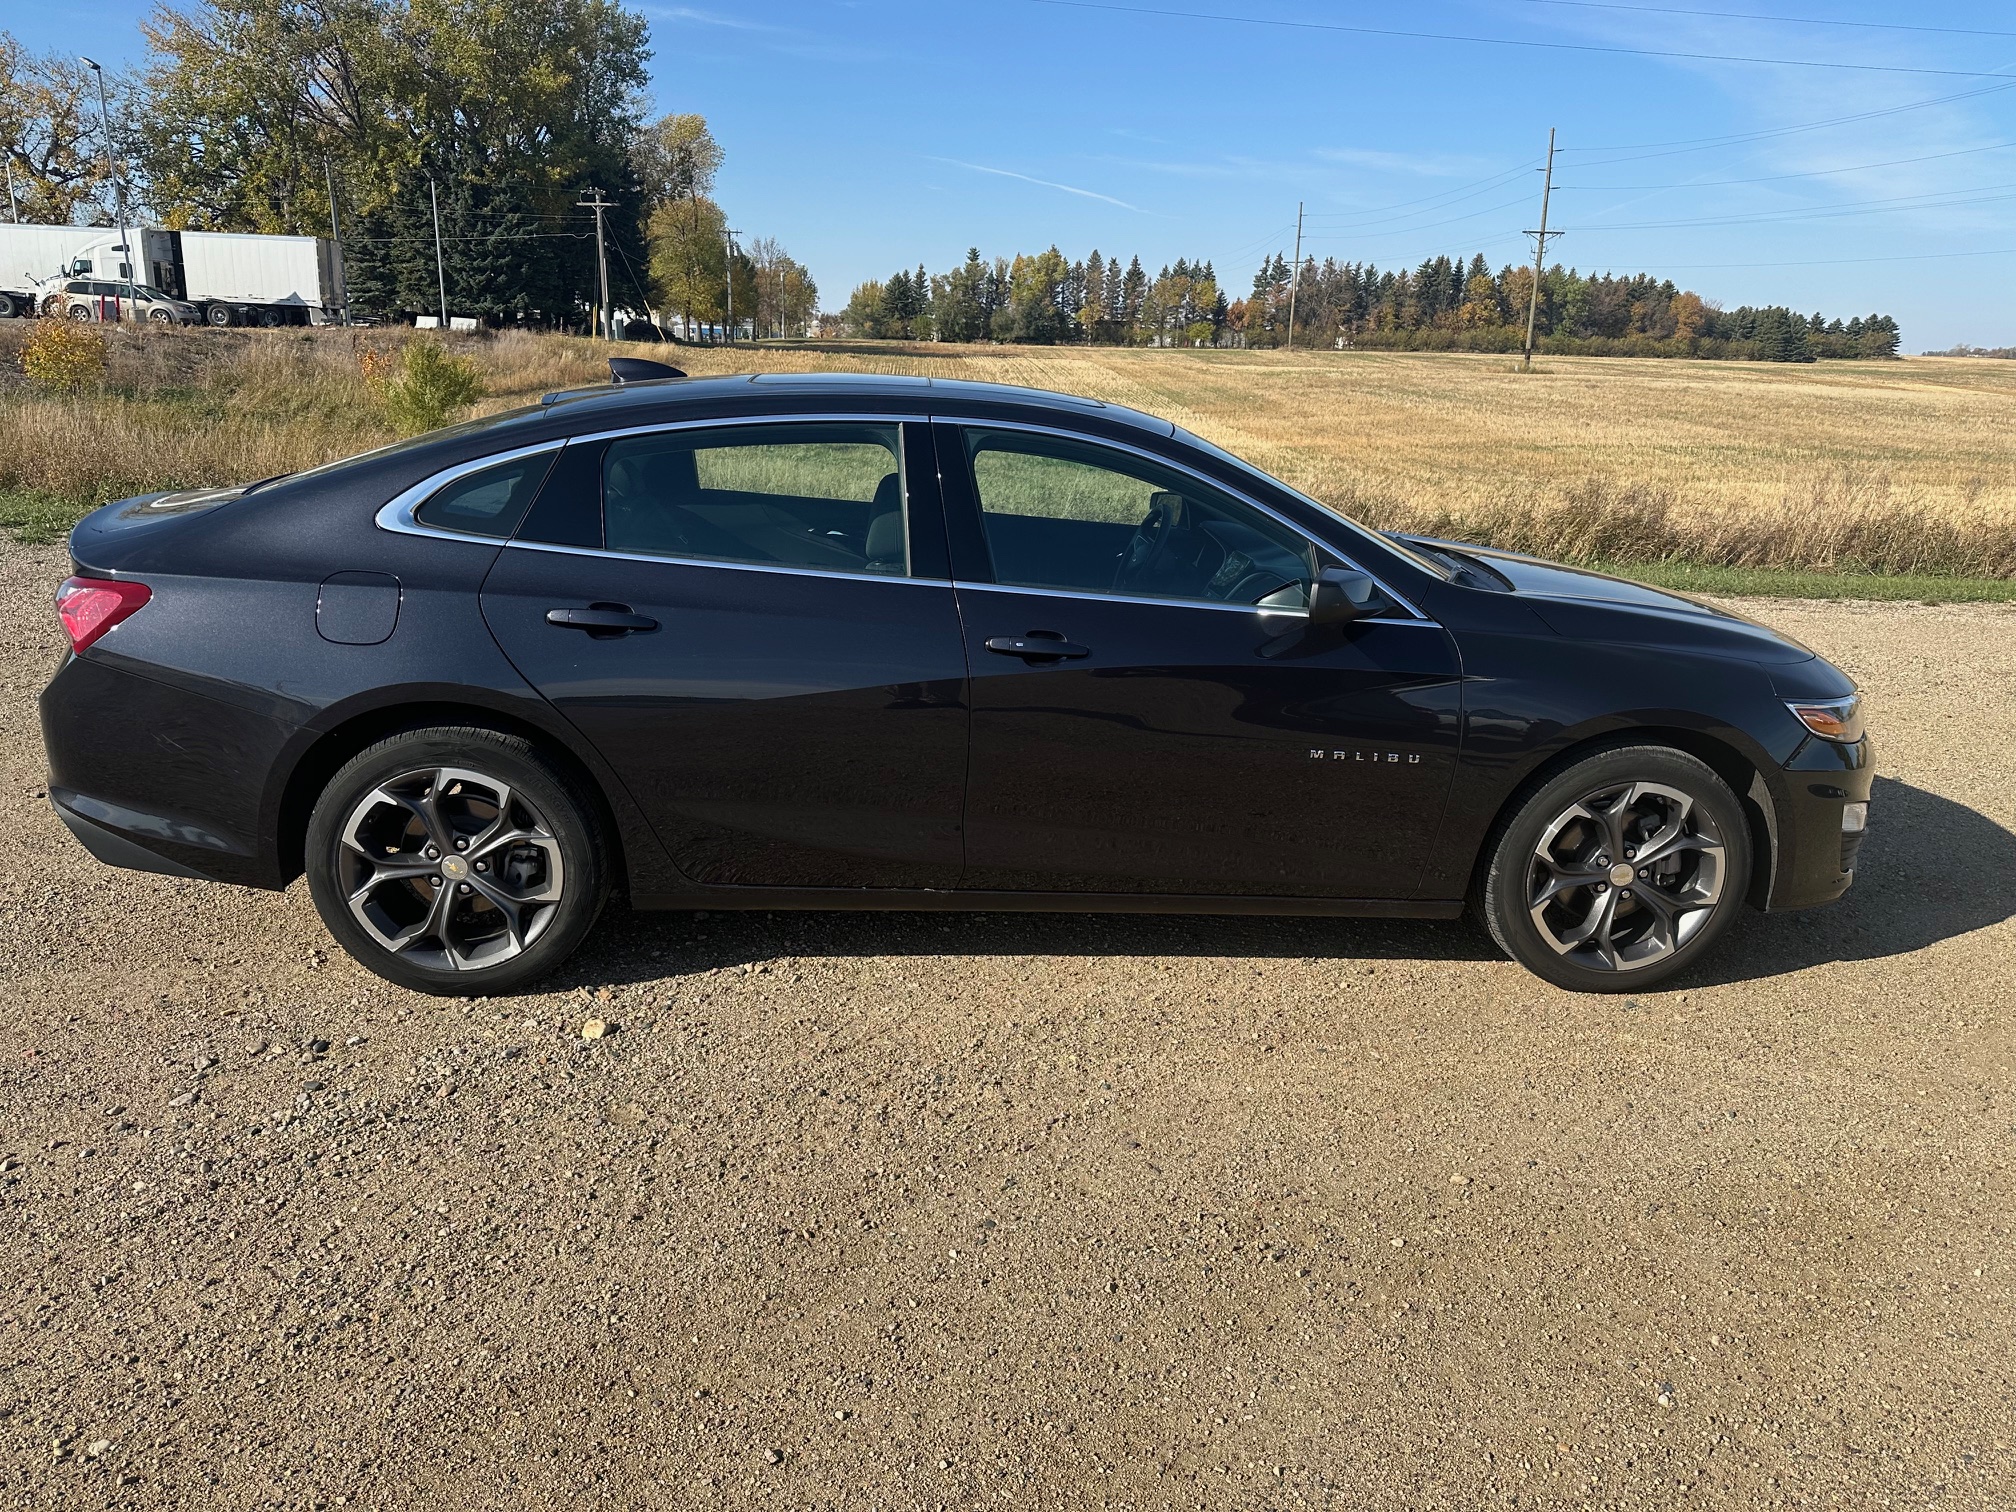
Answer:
[1526,780,1725,973]
[337,766,565,972]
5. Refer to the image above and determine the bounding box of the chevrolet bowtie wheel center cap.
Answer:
[1609,863,1636,887]
[440,855,469,881]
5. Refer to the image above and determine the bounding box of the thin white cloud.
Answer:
[645,5,790,31]
[1313,147,1492,177]
[928,157,1144,212]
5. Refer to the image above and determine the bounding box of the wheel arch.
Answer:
[272,700,632,896]
[1468,724,1778,910]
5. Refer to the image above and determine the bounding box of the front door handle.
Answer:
[546,605,659,635]
[984,633,1091,661]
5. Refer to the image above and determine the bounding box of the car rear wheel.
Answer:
[305,727,610,995]
[1478,744,1751,992]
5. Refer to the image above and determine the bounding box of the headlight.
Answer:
[1786,694,1863,743]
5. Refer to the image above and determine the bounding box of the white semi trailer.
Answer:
[0,225,345,325]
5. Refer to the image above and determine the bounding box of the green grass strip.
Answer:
[1589,561,2016,602]
[0,491,95,547]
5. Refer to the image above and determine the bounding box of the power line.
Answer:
[1299,160,1542,221]
[1562,78,2016,157]
[1565,177,2016,229]
[1633,246,2016,270]
[1499,0,2016,41]
[1300,191,1544,241]
[1561,140,2016,189]
[1025,0,2016,78]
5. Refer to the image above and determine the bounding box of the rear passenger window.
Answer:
[603,423,908,575]
[413,453,556,539]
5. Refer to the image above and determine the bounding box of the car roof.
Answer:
[534,370,1175,438]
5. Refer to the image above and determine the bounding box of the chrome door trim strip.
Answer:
[495,535,953,586]
[952,578,1443,625]
[933,414,1437,624]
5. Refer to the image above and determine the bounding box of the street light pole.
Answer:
[79,58,135,320]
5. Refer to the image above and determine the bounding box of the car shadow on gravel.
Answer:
[565,777,2006,994]
[1680,776,2015,989]
[575,900,1501,990]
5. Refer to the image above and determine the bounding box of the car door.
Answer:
[478,417,970,890]
[939,421,1465,899]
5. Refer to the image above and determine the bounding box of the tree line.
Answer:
[0,9,813,336]
[843,246,1901,360]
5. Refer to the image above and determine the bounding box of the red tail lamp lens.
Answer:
[56,576,152,653]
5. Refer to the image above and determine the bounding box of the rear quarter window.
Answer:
[413,453,557,539]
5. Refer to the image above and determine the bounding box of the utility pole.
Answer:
[1521,128,1560,372]
[80,58,134,319]
[722,226,740,344]
[577,188,615,339]
[429,177,449,329]
[323,157,349,325]
[1284,201,1304,352]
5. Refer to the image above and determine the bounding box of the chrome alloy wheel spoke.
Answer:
[337,765,565,970]
[1527,778,1725,972]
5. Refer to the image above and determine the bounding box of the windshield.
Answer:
[1169,425,1456,582]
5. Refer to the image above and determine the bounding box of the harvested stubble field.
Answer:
[2,324,2014,581]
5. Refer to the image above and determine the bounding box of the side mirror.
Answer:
[1306,567,1386,627]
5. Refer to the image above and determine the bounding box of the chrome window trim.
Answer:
[372,409,1437,625]
[939,415,1436,624]
[374,440,568,545]
[951,578,1442,626]
[498,535,952,587]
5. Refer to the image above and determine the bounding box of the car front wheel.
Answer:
[1478,744,1752,992]
[305,727,610,995]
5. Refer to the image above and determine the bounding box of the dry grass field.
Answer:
[3,324,2014,578]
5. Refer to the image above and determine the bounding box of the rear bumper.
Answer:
[53,799,209,880]
[1765,733,1874,911]
[40,652,297,889]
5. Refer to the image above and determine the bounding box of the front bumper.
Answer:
[1765,733,1874,911]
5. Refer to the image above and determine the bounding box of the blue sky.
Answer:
[18,0,2016,347]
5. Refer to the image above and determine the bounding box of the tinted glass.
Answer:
[603,423,908,575]
[964,429,1319,607]
[413,453,556,539]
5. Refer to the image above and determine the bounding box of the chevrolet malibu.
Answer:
[38,371,1872,995]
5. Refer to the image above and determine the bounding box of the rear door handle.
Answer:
[984,634,1091,661]
[546,605,659,634]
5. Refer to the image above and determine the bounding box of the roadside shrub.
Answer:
[19,321,108,392]
[368,340,484,435]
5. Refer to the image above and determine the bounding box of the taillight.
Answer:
[56,576,152,653]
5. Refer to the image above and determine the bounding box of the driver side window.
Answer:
[963,428,1320,607]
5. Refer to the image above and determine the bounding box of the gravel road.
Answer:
[0,541,2009,1511]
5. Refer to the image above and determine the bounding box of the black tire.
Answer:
[0,293,17,319]
[305,727,610,995]
[66,304,93,321]
[206,304,234,327]
[1478,743,1752,993]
